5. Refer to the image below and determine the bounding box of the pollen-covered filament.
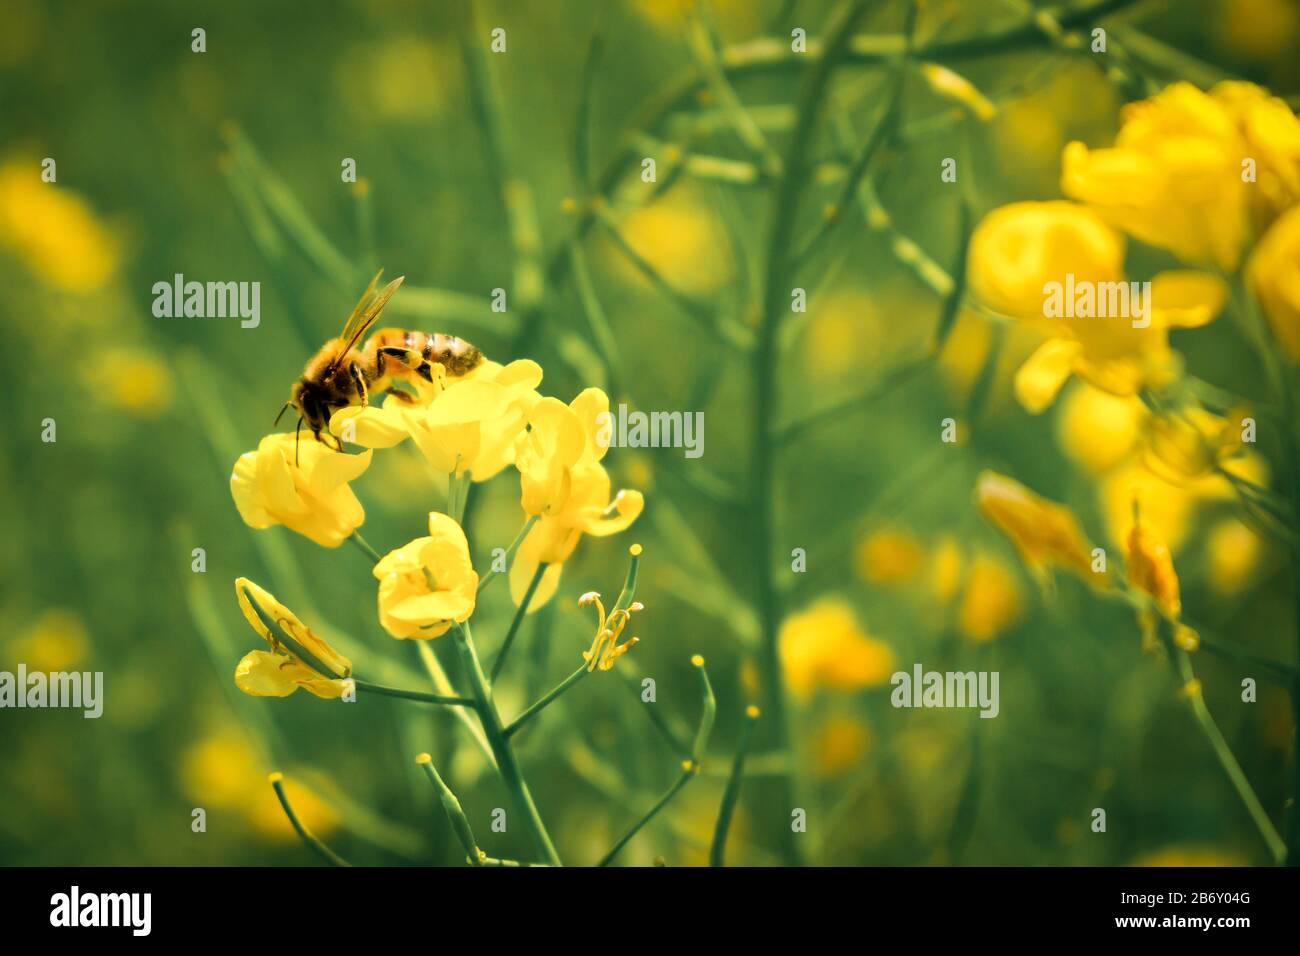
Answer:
[579,593,644,671]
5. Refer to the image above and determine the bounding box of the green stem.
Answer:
[347,531,382,565]
[597,765,697,867]
[477,515,539,593]
[416,753,482,865]
[710,705,760,867]
[452,622,561,866]
[351,679,474,708]
[1174,651,1286,865]
[490,562,547,682]
[751,0,869,867]
[269,773,351,867]
[504,664,589,738]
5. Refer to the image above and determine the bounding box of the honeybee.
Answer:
[277,270,484,454]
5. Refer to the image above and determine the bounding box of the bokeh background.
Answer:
[2,0,1298,866]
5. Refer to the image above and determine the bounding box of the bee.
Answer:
[277,270,484,455]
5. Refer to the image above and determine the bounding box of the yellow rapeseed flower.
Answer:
[957,551,1024,643]
[1055,383,1144,474]
[509,388,644,609]
[332,358,543,481]
[578,591,642,672]
[231,433,372,547]
[1141,405,1248,483]
[0,157,120,292]
[779,598,896,699]
[1125,503,1199,652]
[854,525,925,584]
[975,470,1106,586]
[372,512,478,639]
[810,715,870,778]
[1207,518,1263,596]
[1062,81,1300,269]
[1249,204,1300,360]
[233,578,352,698]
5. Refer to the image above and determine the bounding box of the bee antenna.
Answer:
[295,417,303,468]
[274,401,293,427]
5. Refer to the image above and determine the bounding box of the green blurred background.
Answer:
[1,0,1298,866]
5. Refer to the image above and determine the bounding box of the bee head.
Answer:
[289,379,331,437]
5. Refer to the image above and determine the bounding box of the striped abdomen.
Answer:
[364,327,484,384]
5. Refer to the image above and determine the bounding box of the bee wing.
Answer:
[339,269,385,343]
[330,273,405,370]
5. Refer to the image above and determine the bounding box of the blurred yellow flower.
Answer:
[613,191,733,296]
[1207,518,1263,596]
[337,37,460,122]
[1131,845,1247,867]
[0,158,120,292]
[234,578,352,698]
[1249,204,1300,360]
[975,470,1105,585]
[181,727,341,840]
[372,512,478,639]
[930,535,966,603]
[957,551,1024,642]
[1126,503,1198,652]
[509,388,644,610]
[968,200,1124,321]
[1100,453,1269,551]
[1062,81,1300,269]
[779,598,896,699]
[9,609,88,671]
[854,525,924,584]
[1055,383,1144,474]
[578,591,642,672]
[1012,269,1226,412]
[84,346,173,414]
[1216,0,1300,60]
[920,63,996,121]
[333,358,542,480]
[810,715,870,778]
[1141,405,1248,483]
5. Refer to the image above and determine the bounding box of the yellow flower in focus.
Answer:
[509,388,644,610]
[1207,518,1263,596]
[372,512,478,639]
[0,158,120,292]
[231,433,372,548]
[976,471,1105,586]
[957,551,1024,643]
[1055,383,1144,474]
[967,201,1125,321]
[333,358,543,481]
[233,578,352,698]
[1126,503,1198,652]
[810,715,870,778]
[779,599,896,699]
[578,591,642,672]
[1249,204,1300,360]
[854,525,924,584]
[9,609,88,671]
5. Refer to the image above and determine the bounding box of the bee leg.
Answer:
[385,388,417,405]
[378,346,435,382]
[348,363,369,406]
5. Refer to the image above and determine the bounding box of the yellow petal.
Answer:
[1014,339,1081,413]
[1150,270,1228,328]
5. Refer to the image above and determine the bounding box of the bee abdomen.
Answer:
[369,328,484,377]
